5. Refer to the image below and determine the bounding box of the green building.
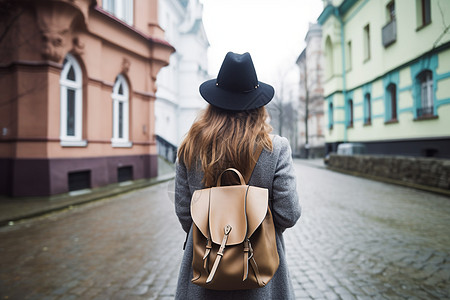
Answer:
[318,0,450,158]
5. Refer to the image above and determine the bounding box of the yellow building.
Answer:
[319,0,450,158]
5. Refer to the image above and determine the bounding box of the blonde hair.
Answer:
[178,105,273,187]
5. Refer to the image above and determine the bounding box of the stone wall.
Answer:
[327,154,450,195]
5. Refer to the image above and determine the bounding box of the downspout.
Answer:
[335,7,348,142]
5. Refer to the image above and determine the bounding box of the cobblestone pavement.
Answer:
[0,184,184,300]
[0,160,449,299]
[286,161,450,300]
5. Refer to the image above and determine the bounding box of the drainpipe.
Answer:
[335,7,347,142]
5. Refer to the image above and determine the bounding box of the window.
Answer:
[417,70,434,117]
[347,99,354,127]
[364,93,371,125]
[102,0,134,25]
[417,0,431,28]
[111,74,131,146]
[60,54,85,145]
[68,170,91,191]
[363,24,371,61]
[346,41,352,71]
[387,1,396,21]
[387,83,397,121]
[325,36,334,79]
[118,166,133,182]
[329,102,334,130]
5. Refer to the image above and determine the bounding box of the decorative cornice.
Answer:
[88,77,156,99]
[317,4,336,25]
[0,60,63,70]
[93,6,175,52]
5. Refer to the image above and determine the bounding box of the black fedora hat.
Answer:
[199,52,274,111]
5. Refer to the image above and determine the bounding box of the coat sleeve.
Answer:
[175,160,193,233]
[271,137,301,231]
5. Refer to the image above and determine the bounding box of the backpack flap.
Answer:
[191,188,211,239]
[191,185,269,245]
[209,185,247,245]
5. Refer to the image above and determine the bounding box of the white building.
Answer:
[296,23,326,158]
[156,0,210,146]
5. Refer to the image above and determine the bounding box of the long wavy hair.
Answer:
[178,105,273,187]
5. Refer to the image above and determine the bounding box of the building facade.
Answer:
[319,0,450,158]
[296,23,326,158]
[0,0,174,197]
[155,0,209,146]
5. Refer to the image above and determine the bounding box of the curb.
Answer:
[295,159,326,169]
[326,167,450,197]
[0,173,175,227]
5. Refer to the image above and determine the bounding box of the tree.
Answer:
[266,65,300,155]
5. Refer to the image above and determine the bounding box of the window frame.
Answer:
[416,0,431,30]
[60,53,86,146]
[111,74,132,147]
[346,40,352,71]
[387,1,396,22]
[421,0,431,26]
[325,36,334,79]
[363,24,371,62]
[328,102,334,130]
[364,93,372,125]
[417,70,434,117]
[386,83,398,122]
[347,99,354,128]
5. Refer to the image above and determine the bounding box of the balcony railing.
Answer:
[156,135,178,163]
[417,106,434,117]
[382,19,397,47]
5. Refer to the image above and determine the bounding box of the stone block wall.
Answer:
[327,154,450,195]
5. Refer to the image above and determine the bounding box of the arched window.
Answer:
[364,93,371,125]
[325,36,334,79]
[417,70,433,117]
[60,53,84,145]
[329,102,334,130]
[348,99,354,127]
[387,83,397,121]
[111,74,130,146]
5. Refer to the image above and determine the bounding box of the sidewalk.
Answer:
[0,158,325,226]
[0,158,175,226]
[295,158,326,169]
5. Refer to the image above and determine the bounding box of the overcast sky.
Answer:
[200,0,325,87]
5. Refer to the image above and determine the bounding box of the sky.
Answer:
[200,0,325,88]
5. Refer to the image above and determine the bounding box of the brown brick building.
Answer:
[0,0,174,197]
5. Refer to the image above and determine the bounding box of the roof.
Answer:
[296,49,306,65]
[317,0,359,24]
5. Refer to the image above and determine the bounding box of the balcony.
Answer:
[382,19,397,47]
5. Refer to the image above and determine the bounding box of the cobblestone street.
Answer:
[0,160,449,299]
[286,162,450,300]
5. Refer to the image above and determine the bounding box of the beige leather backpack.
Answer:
[190,163,279,290]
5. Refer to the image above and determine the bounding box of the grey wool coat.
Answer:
[174,135,301,300]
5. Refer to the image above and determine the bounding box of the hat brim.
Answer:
[199,79,274,111]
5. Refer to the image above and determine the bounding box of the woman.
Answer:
[174,52,301,299]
